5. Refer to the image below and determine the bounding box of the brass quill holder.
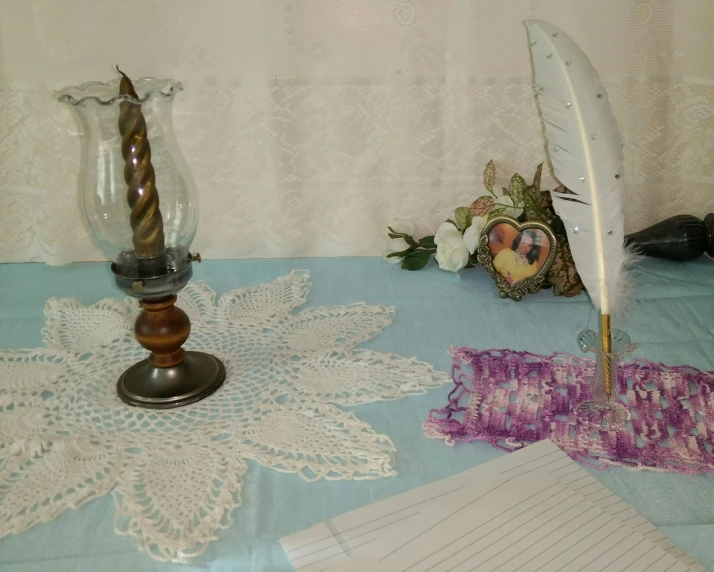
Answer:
[574,315,637,428]
[57,70,225,408]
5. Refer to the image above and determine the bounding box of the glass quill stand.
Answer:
[574,329,638,429]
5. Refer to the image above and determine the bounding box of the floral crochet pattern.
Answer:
[425,347,714,474]
[0,270,447,562]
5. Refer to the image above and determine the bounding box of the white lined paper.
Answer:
[329,474,689,572]
[280,440,703,572]
[286,472,509,570]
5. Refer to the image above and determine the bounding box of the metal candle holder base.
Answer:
[112,255,226,409]
[117,351,225,409]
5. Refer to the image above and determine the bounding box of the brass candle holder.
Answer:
[57,71,225,409]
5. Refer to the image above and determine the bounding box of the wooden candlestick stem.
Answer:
[135,296,189,368]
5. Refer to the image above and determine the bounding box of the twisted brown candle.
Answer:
[117,67,165,259]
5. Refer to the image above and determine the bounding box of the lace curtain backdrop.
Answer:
[1,0,713,264]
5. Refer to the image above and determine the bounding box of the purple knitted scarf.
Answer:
[424,347,714,473]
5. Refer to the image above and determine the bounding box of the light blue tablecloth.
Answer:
[1,257,713,571]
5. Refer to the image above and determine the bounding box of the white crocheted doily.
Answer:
[0,270,447,562]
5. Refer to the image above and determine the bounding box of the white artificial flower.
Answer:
[383,219,415,264]
[498,194,522,219]
[462,217,485,254]
[434,221,477,273]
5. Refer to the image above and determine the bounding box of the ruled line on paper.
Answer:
[291,511,422,564]
[324,519,350,556]
[557,528,636,572]
[600,497,628,509]
[503,510,608,571]
[528,517,621,572]
[284,484,473,568]
[286,486,465,554]
[289,473,511,572]
[499,449,564,474]
[468,501,597,572]
[367,474,688,572]
[444,496,597,572]
[617,542,667,572]
[305,537,378,570]
[391,484,577,570]
[378,477,513,563]
[486,510,620,572]
[384,474,574,572]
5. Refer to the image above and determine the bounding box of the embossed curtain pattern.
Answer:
[1,1,712,264]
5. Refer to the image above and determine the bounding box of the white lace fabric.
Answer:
[0,270,447,562]
[2,1,714,264]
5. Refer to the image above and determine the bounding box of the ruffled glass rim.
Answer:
[55,77,183,106]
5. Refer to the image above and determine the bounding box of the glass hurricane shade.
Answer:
[56,77,197,279]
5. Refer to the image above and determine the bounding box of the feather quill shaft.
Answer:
[526,20,630,397]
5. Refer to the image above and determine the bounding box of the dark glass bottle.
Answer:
[625,214,714,261]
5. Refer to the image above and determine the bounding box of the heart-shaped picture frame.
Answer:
[477,216,558,301]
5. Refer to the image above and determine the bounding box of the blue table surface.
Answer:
[1,257,714,571]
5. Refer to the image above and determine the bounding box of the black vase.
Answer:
[625,214,714,261]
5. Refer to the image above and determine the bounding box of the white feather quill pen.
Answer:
[525,20,632,396]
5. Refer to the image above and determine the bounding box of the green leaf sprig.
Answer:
[385,227,437,271]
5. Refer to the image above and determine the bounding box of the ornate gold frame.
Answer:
[477,216,558,301]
